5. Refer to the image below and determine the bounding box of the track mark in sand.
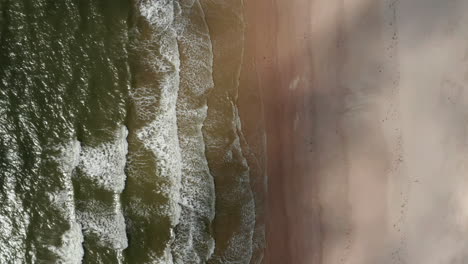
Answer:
[338,227,353,264]
[440,79,465,107]
[381,0,411,263]
[335,1,354,263]
[388,135,409,264]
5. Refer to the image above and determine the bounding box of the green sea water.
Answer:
[0,0,262,263]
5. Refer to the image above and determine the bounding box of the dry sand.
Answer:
[239,0,468,263]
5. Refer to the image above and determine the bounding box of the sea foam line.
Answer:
[200,0,257,262]
[49,140,84,264]
[124,0,183,262]
[171,0,217,262]
[77,126,129,255]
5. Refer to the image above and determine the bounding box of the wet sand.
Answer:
[240,0,468,263]
[240,0,321,263]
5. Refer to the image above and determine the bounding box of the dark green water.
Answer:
[0,0,262,263]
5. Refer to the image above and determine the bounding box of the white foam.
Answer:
[49,140,84,264]
[125,1,183,261]
[76,126,129,254]
[135,92,182,224]
[170,1,217,262]
[48,222,84,264]
[76,199,128,250]
[139,0,175,32]
[79,126,128,192]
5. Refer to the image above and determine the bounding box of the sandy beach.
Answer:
[240,0,468,263]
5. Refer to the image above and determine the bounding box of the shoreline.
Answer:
[239,0,322,263]
[239,1,468,263]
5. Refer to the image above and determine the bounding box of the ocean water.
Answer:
[0,0,262,263]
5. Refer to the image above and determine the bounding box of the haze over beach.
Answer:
[248,0,468,263]
[1,0,468,263]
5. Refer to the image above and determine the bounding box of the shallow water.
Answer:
[0,0,263,263]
